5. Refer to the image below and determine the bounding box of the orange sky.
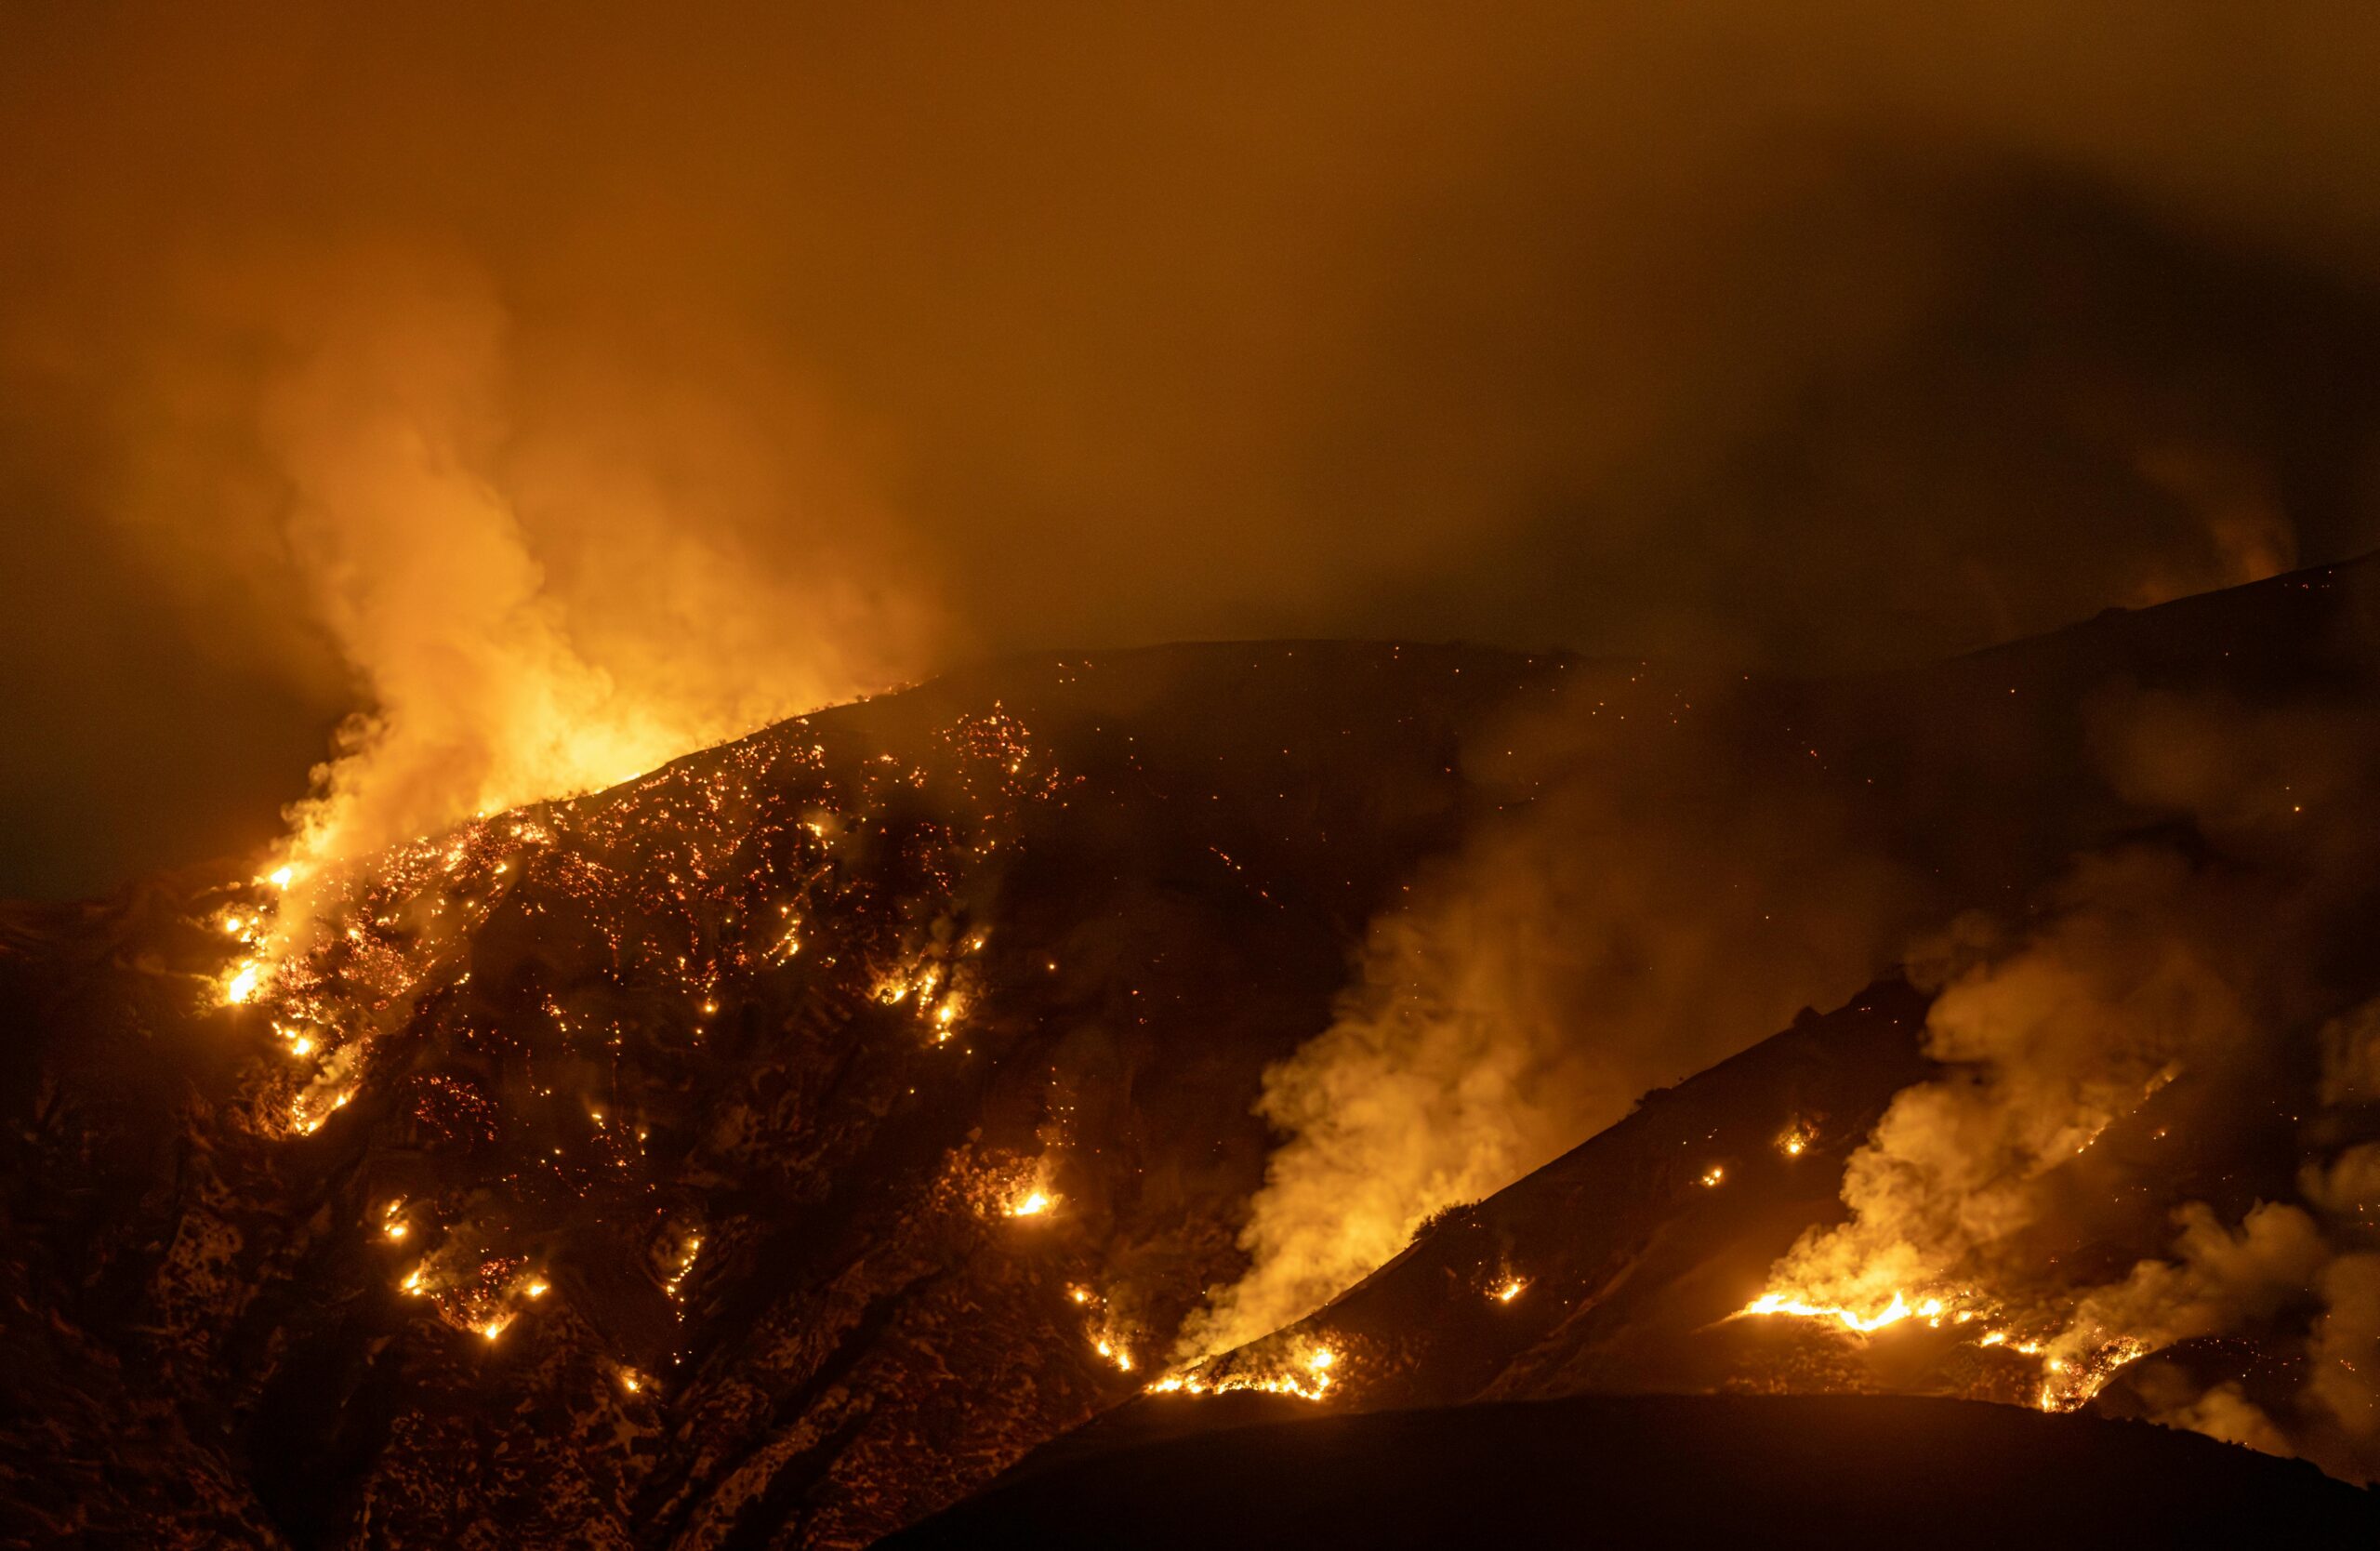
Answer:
[8,1,2380,894]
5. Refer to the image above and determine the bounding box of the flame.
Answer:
[1494,1278,1527,1303]
[223,961,264,1005]
[1739,1289,1923,1333]
[1006,1188,1054,1218]
[1148,1344,1341,1402]
[663,1232,703,1301]
[2037,1338,2149,1412]
[1699,1164,1726,1187]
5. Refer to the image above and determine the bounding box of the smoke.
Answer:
[250,247,932,872]
[2050,1200,2330,1367]
[2307,1255,2380,1461]
[1752,670,2380,1476]
[1763,848,2265,1315]
[16,4,2380,894]
[1178,670,1921,1359]
[78,240,938,887]
[2149,1380,2292,1458]
[2320,1001,2380,1106]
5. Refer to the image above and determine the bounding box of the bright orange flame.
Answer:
[1739,1290,1917,1333]
[223,962,263,1004]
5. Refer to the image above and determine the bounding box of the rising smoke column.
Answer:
[240,245,936,895]
[1750,679,2380,1476]
[1177,670,1920,1359]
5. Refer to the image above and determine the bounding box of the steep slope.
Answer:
[0,643,1562,1547]
[7,557,2380,1546]
[1066,558,2380,1490]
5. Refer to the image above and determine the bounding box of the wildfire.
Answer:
[1006,1188,1054,1218]
[1148,1345,1341,1402]
[664,1232,703,1301]
[1777,1119,1815,1158]
[2037,1338,2148,1412]
[1737,1289,1948,1333]
[223,961,264,1005]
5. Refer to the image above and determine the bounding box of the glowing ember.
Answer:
[664,1234,703,1301]
[1699,1164,1726,1187]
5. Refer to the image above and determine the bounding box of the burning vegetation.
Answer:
[14,568,2380,1544]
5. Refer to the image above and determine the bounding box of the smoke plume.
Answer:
[15,5,2380,894]
[1762,847,2266,1317]
[1755,672,2380,1476]
[258,249,932,872]
[1178,670,1921,1359]
[98,242,937,888]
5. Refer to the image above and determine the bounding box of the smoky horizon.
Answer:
[10,2,2380,897]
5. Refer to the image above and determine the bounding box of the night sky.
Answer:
[9,2,2380,895]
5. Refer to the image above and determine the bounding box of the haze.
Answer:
[8,1,2380,895]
